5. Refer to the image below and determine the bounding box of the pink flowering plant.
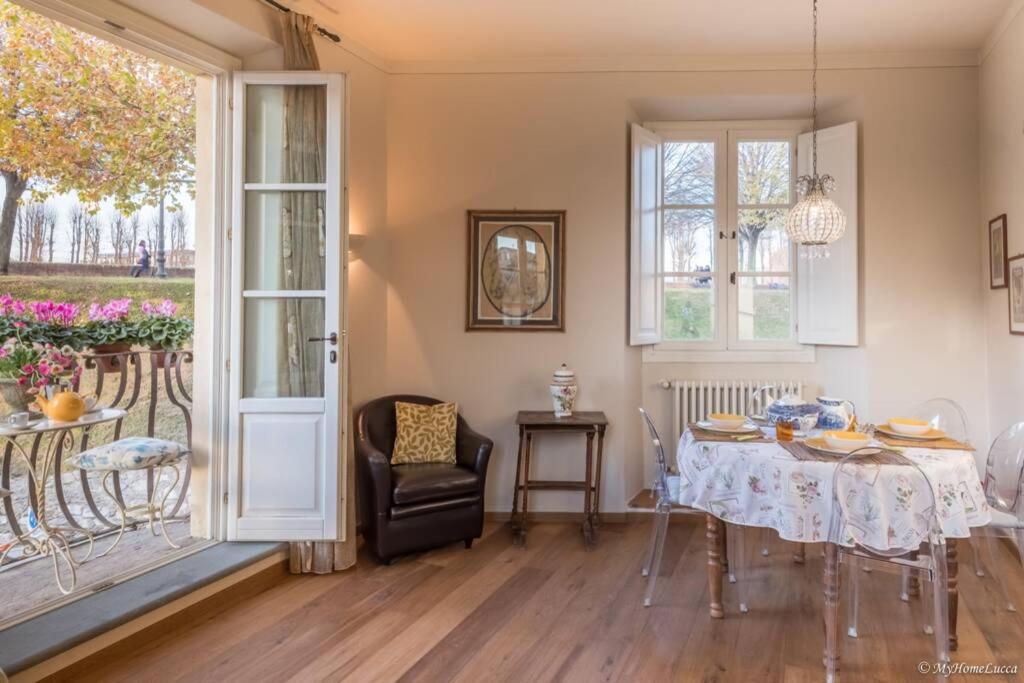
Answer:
[84,298,139,347]
[0,336,81,394]
[138,298,193,349]
[0,295,88,350]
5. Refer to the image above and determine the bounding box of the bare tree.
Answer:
[662,142,714,273]
[83,214,101,263]
[108,211,131,264]
[168,210,188,266]
[67,202,87,264]
[736,142,790,272]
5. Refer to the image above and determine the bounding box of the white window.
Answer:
[630,120,859,362]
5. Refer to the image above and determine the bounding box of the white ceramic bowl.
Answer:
[887,418,931,436]
[824,431,872,452]
[708,413,748,431]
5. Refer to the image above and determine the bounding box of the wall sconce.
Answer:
[348,234,366,261]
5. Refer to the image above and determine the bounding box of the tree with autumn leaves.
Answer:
[0,0,194,273]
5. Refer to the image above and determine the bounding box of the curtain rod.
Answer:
[260,0,342,43]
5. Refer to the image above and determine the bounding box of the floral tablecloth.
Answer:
[676,430,991,551]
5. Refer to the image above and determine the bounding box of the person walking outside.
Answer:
[129,240,151,277]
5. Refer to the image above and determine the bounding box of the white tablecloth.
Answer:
[676,430,991,551]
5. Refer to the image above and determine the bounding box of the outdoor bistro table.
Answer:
[511,411,607,548]
[0,408,127,594]
[676,428,990,656]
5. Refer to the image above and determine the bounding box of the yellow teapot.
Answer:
[34,389,96,422]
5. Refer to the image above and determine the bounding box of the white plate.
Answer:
[695,421,760,434]
[875,424,946,441]
[804,437,883,457]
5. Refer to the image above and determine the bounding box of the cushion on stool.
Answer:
[69,437,189,471]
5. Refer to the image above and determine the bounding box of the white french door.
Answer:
[227,72,347,541]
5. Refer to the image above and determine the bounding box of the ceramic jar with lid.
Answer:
[549,363,578,418]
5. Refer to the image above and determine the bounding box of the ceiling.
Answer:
[289,0,1016,68]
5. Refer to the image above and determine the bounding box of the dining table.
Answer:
[675,425,991,663]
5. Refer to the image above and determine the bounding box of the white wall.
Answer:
[980,7,1024,444]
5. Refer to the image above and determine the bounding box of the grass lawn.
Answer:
[0,275,195,318]
[665,287,790,341]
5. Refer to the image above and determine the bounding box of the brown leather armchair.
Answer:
[355,395,493,564]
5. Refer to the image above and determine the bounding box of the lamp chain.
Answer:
[811,0,818,180]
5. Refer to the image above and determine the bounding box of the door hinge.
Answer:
[227,227,233,240]
[225,358,230,372]
[730,272,736,285]
[228,96,233,111]
[223,492,228,504]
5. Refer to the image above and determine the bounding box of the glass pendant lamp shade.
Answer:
[786,175,846,258]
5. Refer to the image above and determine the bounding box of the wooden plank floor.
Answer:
[70,519,1024,682]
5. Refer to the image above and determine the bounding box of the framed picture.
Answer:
[1009,253,1024,336]
[466,210,565,331]
[990,214,1008,289]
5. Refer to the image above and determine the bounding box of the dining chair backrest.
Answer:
[983,422,1024,516]
[746,385,780,420]
[639,407,670,500]
[828,447,943,557]
[907,397,970,443]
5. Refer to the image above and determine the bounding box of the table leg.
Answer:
[793,543,807,564]
[706,514,725,618]
[521,431,533,545]
[823,542,842,678]
[511,425,525,542]
[582,431,594,548]
[947,538,959,651]
[592,426,605,529]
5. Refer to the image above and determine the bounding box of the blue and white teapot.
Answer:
[765,394,820,427]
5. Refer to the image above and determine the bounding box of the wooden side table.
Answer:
[510,410,608,549]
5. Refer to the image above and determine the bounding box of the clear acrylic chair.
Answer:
[972,422,1024,612]
[638,407,749,612]
[826,447,949,683]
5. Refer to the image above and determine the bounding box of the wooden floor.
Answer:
[71,519,1024,683]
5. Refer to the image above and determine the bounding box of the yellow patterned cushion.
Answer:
[392,401,458,465]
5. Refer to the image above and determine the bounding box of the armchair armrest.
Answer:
[456,422,493,483]
[354,433,393,519]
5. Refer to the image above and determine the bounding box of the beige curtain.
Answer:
[279,11,355,574]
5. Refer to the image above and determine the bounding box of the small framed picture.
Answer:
[989,214,1008,289]
[466,210,565,331]
[1009,253,1024,336]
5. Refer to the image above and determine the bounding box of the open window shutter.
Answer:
[629,123,663,346]
[797,121,859,346]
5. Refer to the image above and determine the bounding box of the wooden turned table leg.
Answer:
[582,431,594,548]
[908,550,921,597]
[520,431,533,545]
[706,514,725,618]
[947,538,959,651]
[823,542,841,677]
[793,543,807,564]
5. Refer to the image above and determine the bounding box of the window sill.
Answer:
[642,346,816,364]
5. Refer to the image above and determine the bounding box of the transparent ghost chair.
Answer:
[971,422,1024,612]
[826,447,949,683]
[638,407,749,612]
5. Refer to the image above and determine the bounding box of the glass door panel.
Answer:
[245,84,327,184]
[244,191,326,290]
[242,297,326,398]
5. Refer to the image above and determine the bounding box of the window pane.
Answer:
[737,141,790,204]
[737,208,790,272]
[243,298,325,397]
[664,209,714,273]
[664,276,714,341]
[245,191,326,290]
[737,276,791,341]
[664,142,715,205]
[245,84,326,184]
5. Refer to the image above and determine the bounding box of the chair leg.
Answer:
[982,531,1017,612]
[847,555,860,638]
[969,536,985,577]
[641,508,661,578]
[727,523,748,613]
[760,527,771,557]
[464,539,474,549]
[643,508,670,608]
[930,542,951,671]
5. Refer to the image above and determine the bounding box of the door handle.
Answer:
[307,333,338,346]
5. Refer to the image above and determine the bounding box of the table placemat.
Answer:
[778,440,912,465]
[875,434,975,451]
[689,425,773,444]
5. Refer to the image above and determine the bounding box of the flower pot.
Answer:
[149,344,171,369]
[0,378,32,412]
[92,342,132,372]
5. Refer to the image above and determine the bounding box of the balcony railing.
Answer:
[0,349,193,559]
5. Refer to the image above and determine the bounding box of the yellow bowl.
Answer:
[887,418,931,436]
[708,413,747,430]
[824,430,871,452]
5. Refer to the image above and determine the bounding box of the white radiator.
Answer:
[660,379,803,446]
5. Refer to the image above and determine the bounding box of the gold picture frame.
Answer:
[466,210,565,331]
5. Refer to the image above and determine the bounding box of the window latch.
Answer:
[730,272,736,285]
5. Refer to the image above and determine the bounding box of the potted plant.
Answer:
[138,299,193,368]
[86,298,136,371]
[0,334,81,412]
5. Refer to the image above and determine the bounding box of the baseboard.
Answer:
[485,511,629,524]
[15,553,287,682]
